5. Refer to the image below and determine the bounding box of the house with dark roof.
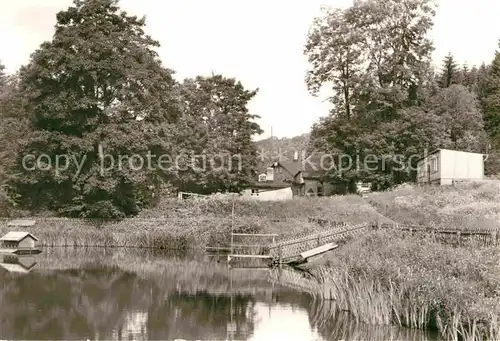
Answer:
[250,151,336,197]
[292,152,336,196]
[243,161,294,200]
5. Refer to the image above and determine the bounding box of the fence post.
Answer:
[317,235,321,247]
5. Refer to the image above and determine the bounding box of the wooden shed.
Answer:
[0,231,39,250]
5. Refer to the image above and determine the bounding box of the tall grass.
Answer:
[367,182,500,231]
[0,195,389,250]
[311,230,500,341]
[140,195,392,224]
[310,298,438,341]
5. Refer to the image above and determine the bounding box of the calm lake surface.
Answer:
[0,248,441,341]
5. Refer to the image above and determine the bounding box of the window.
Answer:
[430,158,438,173]
[258,174,267,182]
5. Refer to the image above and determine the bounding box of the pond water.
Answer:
[0,248,441,341]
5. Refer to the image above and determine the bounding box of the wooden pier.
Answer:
[206,213,500,267]
[226,232,277,262]
[208,222,369,266]
[268,223,369,264]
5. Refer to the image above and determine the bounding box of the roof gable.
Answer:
[264,152,332,178]
[301,152,331,178]
[277,160,302,177]
[0,232,39,242]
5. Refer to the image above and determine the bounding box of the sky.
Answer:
[1,0,499,139]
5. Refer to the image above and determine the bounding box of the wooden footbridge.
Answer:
[208,210,500,267]
[267,222,368,264]
[223,221,370,266]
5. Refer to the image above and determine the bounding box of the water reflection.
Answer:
[0,248,440,340]
[0,254,37,273]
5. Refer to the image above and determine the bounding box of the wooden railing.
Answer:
[375,222,499,246]
[268,223,369,263]
[207,217,500,265]
[226,233,278,261]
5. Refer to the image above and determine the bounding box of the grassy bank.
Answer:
[310,184,500,341]
[0,195,390,249]
[312,230,500,341]
[367,182,500,231]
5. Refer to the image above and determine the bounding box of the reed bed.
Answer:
[309,298,439,341]
[0,214,280,250]
[310,230,500,341]
[0,194,389,250]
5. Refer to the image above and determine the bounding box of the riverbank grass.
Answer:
[0,195,389,249]
[367,182,500,230]
[314,230,500,341]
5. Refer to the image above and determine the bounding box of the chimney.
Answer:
[266,167,274,181]
[293,150,299,161]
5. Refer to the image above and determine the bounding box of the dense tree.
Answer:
[427,84,486,151]
[437,53,459,88]
[11,0,181,218]
[305,0,438,191]
[0,62,6,90]
[479,42,500,175]
[481,42,500,150]
[0,63,14,214]
[0,69,32,215]
[461,65,477,92]
[175,75,262,194]
[255,133,311,169]
[305,8,364,120]
[351,0,436,116]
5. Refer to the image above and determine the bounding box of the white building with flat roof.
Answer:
[416,149,484,185]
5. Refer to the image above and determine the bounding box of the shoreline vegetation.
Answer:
[1,182,499,340]
[312,182,500,341]
[0,194,393,249]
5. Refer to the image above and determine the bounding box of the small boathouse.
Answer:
[0,232,39,252]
